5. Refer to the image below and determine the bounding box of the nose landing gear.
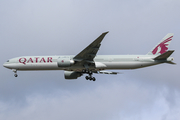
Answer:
[14,74,18,77]
[12,69,18,77]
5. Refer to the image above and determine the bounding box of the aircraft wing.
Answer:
[73,32,109,62]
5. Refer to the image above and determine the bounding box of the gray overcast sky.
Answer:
[0,0,180,120]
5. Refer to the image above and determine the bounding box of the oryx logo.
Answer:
[152,36,173,55]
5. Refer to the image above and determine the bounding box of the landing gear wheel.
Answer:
[12,69,18,77]
[82,69,86,73]
[14,74,18,77]
[86,70,89,73]
[84,70,96,81]
[85,76,89,80]
[89,77,93,81]
[89,71,92,75]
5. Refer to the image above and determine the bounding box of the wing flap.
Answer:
[99,71,119,75]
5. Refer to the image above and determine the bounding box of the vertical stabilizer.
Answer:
[147,33,174,55]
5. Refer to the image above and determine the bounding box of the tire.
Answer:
[85,76,89,80]
[14,74,18,77]
[82,69,86,73]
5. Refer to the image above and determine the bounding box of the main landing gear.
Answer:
[86,76,96,81]
[82,70,96,81]
[12,69,18,77]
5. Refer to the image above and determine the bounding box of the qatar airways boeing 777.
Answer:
[3,32,175,81]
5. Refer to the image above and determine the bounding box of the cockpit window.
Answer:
[7,60,9,62]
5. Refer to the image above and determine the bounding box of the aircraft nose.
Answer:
[3,62,9,68]
[3,62,7,67]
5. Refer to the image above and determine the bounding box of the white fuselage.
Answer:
[3,55,166,71]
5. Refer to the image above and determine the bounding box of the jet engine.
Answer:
[64,71,82,79]
[57,57,75,67]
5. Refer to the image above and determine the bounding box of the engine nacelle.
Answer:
[95,62,106,68]
[64,71,82,79]
[57,57,74,67]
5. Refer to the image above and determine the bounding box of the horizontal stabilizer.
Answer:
[99,71,119,75]
[154,50,174,60]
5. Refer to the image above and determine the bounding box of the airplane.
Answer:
[3,32,175,81]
